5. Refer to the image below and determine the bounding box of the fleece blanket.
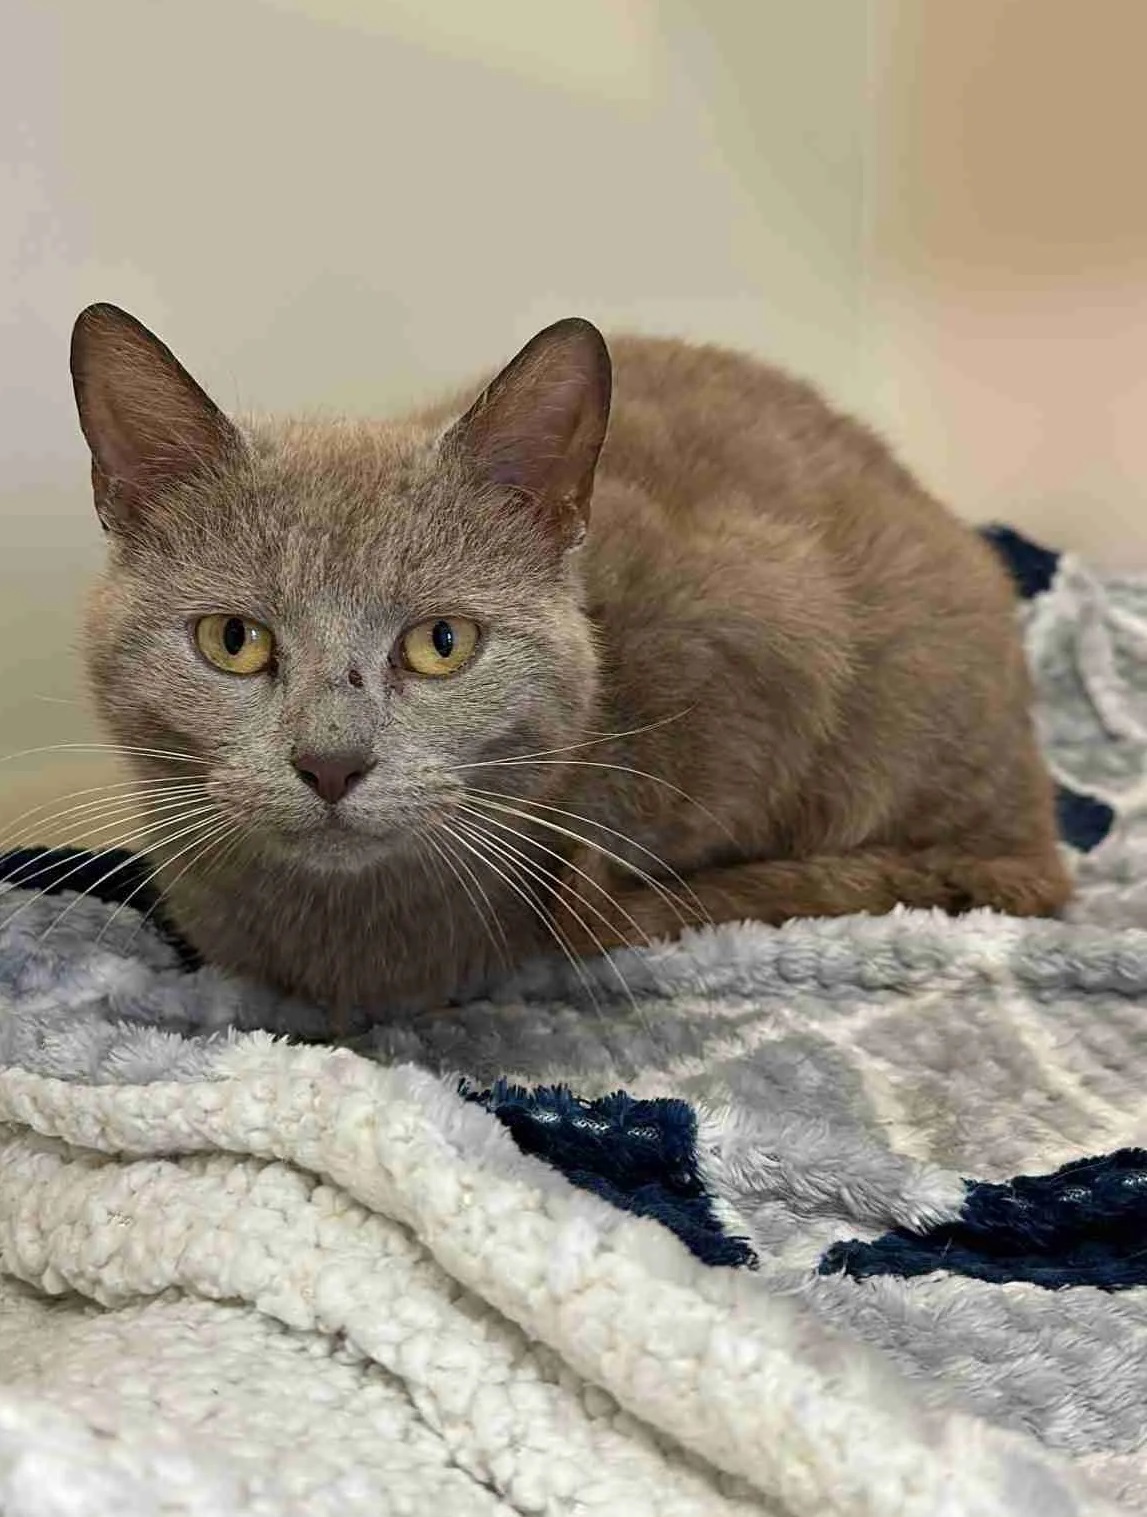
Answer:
[1,529,1147,1516]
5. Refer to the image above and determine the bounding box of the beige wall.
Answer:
[2,0,1146,844]
[863,0,1147,564]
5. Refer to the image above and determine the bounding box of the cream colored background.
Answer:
[1,0,1144,840]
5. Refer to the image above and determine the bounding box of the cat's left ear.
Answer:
[442,318,612,548]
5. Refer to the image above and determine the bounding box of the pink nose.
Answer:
[292,751,373,805]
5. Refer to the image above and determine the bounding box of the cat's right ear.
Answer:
[440,318,612,551]
[70,304,242,532]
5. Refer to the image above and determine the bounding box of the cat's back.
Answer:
[574,332,1033,864]
[601,333,954,540]
[594,332,1009,619]
[603,332,869,494]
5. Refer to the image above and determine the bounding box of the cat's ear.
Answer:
[70,303,243,531]
[443,318,611,547]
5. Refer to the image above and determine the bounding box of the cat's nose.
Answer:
[292,750,374,805]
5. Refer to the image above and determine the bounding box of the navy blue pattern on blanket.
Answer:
[820,1151,1147,1291]
[0,527,1129,1278]
[980,524,1062,601]
[463,1082,757,1268]
[984,523,1113,855]
[1054,786,1114,855]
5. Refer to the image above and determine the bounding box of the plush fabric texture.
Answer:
[1,532,1147,1514]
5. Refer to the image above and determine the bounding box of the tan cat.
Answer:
[71,304,1069,1017]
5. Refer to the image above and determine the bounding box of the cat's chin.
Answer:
[254,820,412,874]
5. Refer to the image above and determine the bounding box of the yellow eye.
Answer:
[400,617,480,678]
[195,614,275,676]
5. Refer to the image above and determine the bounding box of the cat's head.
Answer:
[71,303,610,870]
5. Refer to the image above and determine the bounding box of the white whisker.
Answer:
[452,814,641,1017]
[0,782,210,856]
[2,788,219,885]
[455,707,695,767]
[455,801,654,949]
[407,830,459,958]
[438,819,603,1015]
[98,815,241,946]
[418,823,510,968]
[463,787,710,926]
[122,813,255,953]
[462,794,703,932]
[37,809,227,944]
[29,807,226,934]
[0,802,223,939]
[457,757,735,844]
[0,794,219,892]
[0,742,210,768]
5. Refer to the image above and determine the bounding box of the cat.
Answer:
[71,302,1070,1018]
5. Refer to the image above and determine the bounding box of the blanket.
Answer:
[2,530,1147,1516]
